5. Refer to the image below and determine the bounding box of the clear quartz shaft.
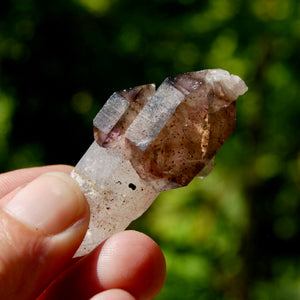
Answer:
[71,141,159,256]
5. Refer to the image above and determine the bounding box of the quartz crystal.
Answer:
[71,69,248,256]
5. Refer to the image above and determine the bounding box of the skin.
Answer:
[0,165,166,300]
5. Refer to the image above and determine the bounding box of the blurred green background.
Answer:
[0,0,300,299]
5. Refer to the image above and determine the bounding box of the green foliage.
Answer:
[1,0,300,298]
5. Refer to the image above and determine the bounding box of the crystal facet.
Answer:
[71,69,248,256]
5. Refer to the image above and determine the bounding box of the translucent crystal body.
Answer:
[71,69,248,256]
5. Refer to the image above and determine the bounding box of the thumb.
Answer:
[0,172,89,300]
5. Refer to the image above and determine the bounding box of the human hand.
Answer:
[0,165,166,299]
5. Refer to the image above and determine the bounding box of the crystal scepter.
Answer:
[71,69,248,256]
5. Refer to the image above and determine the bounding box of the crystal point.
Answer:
[71,69,248,256]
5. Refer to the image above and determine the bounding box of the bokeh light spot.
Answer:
[254,153,281,179]
[273,216,298,240]
[71,91,93,114]
[74,0,111,15]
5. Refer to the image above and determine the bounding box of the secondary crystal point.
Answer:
[71,69,248,256]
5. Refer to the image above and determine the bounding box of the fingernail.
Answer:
[4,172,86,235]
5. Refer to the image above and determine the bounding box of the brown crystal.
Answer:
[126,70,242,186]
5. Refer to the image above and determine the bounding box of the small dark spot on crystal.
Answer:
[129,183,136,190]
[116,181,122,184]
[106,207,110,210]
